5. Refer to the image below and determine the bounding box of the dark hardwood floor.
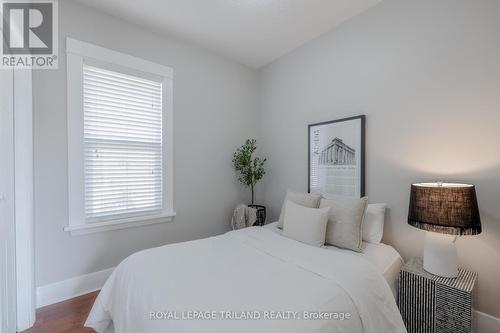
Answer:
[21,291,99,333]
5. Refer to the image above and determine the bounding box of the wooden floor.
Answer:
[21,291,99,333]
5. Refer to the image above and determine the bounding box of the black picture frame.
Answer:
[308,115,365,197]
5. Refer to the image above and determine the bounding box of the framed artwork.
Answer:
[308,115,365,197]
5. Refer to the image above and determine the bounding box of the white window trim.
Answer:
[65,38,174,236]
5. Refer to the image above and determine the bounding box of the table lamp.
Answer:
[408,182,481,278]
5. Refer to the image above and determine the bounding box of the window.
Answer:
[66,38,174,235]
[83,65,163,221]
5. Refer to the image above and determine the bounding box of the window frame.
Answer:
[65,38,174,236]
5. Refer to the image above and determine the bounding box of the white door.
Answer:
[0,70,17,333]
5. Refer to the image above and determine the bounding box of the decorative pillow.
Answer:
[277,190,322,229]
[319,196,368,252]
[362,203,387,244]
[282,200,330,247]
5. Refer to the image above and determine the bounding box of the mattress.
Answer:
[265,222,404,298]
[86,225,406,333]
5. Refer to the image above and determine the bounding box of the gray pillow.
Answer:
[319,196,368,252]
[277,190,322,229]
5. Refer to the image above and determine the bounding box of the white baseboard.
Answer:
[36,267,114,308]
[476,310,500,333]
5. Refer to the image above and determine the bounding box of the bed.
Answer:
[86,222,406,333]
[264,222,404,298]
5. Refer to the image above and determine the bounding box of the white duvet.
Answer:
[86,226,406,333]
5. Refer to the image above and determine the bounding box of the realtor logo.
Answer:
[1,0,58,69]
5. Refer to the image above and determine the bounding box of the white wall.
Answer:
[34,1,256,287]
[257,0,500,318]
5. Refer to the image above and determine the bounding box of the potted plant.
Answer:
[232,139,267,225]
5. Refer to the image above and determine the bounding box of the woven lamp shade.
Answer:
[408,183,481,236]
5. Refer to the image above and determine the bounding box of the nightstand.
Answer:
[398,258,477,333]
[248,205,266,226]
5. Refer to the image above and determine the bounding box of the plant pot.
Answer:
[248,205,266,226]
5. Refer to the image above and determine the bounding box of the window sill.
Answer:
[63,212,176,236]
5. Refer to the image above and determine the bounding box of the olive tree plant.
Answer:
[232,139,266,205]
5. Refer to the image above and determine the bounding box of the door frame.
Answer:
[0,69,17,333]
[14,69,36,331]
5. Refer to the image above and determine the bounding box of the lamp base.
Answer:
[423,232,458,278]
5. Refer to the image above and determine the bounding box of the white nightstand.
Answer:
[398,258,477,333]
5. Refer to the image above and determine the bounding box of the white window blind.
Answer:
[83,64,163,222]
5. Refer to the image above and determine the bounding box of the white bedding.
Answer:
[265,222,404,298]
[86,226,406,333]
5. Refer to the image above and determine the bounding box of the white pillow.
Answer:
[319,196,368,252]
[362,203,387,244]
[277,189,322,229]
[282,200,330,247]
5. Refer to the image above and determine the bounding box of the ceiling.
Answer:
[74,0,382,68]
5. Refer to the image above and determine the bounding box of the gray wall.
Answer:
[257,0,500,317]
[34,1,256,286]
[34,0,500,320]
